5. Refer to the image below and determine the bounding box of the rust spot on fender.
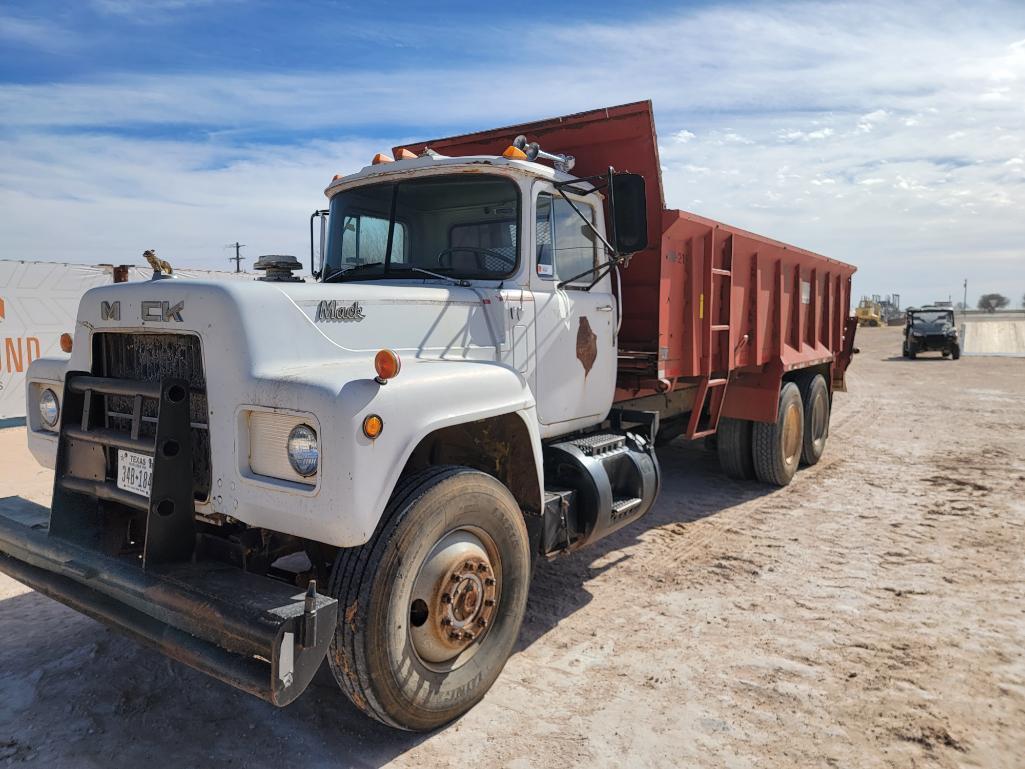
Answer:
[576,316,598,375]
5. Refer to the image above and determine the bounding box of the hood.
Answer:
[75,277,517,375]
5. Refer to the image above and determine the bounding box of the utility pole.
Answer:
[227,242,246,273]
[963,279,968,318]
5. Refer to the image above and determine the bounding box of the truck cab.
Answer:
[318,151,620,432]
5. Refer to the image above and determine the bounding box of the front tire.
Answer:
[951,344,961,360]
[752,382,804,487]
[328,466,531,731]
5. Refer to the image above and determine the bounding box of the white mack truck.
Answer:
[0,102,857,731]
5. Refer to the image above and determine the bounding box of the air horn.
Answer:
[513,135,576,173]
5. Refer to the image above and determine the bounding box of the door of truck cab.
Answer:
[530,184,616,426]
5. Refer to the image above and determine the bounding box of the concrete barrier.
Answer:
[961,320,1025,357]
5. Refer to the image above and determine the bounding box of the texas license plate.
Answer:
[117,450,153,498]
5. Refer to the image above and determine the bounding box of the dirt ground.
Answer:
[1,326,1023,768]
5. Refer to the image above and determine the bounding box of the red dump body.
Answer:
[404,101,857,428]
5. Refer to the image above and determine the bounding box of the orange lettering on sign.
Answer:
[2,336,41,373]
[4,338,23,373]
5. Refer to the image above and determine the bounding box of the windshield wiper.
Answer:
[322,262,383,282]
[393,266,471,287]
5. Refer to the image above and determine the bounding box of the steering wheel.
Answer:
[436,246,515,272]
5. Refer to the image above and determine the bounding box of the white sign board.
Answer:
[0,261,110,420]
[1,260,256,420]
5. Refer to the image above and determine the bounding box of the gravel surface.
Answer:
[1,326,1023,768]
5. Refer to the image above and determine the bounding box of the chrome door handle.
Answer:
[597,305,614,312]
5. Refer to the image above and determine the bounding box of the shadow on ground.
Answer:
[0,439,776,768]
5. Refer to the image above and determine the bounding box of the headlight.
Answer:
[286,424,319,477]
[39,388,60,429]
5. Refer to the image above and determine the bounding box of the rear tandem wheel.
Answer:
[751,381,804,487]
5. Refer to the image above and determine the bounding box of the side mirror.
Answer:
[610,173,647,254]
[309,209,329,278]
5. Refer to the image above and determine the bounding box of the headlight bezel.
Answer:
[286,423,319,478]
[39,388,60,429]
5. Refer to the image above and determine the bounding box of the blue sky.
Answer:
[1,0,1024,307]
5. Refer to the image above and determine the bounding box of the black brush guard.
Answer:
[0,372,337,706]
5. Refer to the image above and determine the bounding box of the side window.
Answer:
[535,193,597,283]
[339,214,406,265]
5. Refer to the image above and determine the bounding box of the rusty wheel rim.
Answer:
[782,401,802,468]
[810,390,827,450]
[408,527,500,669]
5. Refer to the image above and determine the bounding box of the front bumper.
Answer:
[3,369,338,706]
[0,502,337,706]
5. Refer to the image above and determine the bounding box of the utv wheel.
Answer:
[328,466,531,731]
[752,382,804,487]
[717,417,755,480]
[797,374,829,466]
[951,344,960,360]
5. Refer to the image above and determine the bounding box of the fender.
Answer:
[25,356,68,468]
[348,357,544,543]
[220,356,542,547]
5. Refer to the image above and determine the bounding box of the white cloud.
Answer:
[856,110,889,133]
[1,0,1024,304]
[779,127,834,141]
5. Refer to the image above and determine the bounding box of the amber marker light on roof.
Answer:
[394,148,417,160]
[372,153,394,165]
[59,333,73,353]
[362,414,384,439]
[374,349,401,384]
[502,145,528,160]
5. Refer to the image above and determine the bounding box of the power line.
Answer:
[226,242,246,273]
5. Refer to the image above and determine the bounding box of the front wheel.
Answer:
[328,466,531,731]
[951,344,961,360]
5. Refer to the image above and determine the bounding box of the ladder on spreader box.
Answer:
[685,232,734,439]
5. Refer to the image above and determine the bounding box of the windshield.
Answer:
[910,311,953,331]
[323,174,520,281]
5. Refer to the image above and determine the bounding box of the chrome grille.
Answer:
[92,333,211,500]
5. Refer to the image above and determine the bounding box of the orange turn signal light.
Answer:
[374,349,401,383]
[502,145,528,160]
[362,414,384,439]
[59,333,73,353]
[372,153,394,165]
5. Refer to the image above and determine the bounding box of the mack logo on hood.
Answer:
[316,300,365,322]
[141,300,184,322]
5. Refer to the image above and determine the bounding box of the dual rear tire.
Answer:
[717,374,830,487]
